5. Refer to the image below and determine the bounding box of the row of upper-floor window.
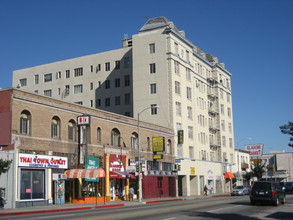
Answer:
[17,57,131,87]
[19,109,171,152]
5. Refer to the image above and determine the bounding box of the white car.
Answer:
[231,185,250,196]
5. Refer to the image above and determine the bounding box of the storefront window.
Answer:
[20,170,45,200]
[162,162,172,171]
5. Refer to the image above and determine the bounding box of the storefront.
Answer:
[16,153,68,208]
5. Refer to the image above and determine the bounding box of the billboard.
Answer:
[245,144,264,158]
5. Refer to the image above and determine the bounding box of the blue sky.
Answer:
[1,0,292,153]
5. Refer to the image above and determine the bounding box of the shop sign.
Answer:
[85,156,100,182]
[109,154,125,172]
[153,154,163,159]
[77,115,91,126]
[245,144,264,158]
[152,137,165,152]
[19,153,68,169]
[190,167,196,175]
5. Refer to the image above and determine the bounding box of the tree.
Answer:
[251,161,266,180]
[0,158,12,176]
[242,171,254,185]
[280,121,293,148]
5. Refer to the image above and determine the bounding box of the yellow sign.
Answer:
[190,167,196,175]
[152,137,165,152]
[153,154,163,159]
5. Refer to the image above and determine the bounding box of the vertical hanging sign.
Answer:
[77,115,91,166]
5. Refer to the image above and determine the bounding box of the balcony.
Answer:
[241,163,249,169]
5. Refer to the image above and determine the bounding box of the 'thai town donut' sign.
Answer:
[19,153,68,169]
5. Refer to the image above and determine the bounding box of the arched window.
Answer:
[147,137,151,151]
[97,127,101,143]
[166,139,172,154]
[51,116,61,139]
[20,110,31,135]
[111,128,120,147]
[131,132,138,149]
[68,119,76,141]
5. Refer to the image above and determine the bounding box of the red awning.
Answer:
[109,171,135,179]
[224,172,235,179]
[65,168,105,178]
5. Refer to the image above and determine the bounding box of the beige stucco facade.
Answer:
[12,17,235,195]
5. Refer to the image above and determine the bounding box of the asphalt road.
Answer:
[2,195,293,220]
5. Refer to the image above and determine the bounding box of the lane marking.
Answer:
[37,213,75,219]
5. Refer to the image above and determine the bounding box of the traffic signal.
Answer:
[136,164,142,172]
[178,130,184,144]
[178,165,181,171]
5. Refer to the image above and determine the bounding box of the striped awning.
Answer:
[224,172,235,179]
[65,168,105,178]
[109,171,135,179]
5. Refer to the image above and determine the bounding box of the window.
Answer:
[124,57,130,68]
[175,81,181,95]
[222,136,226,147]
[68,120,76,141]
[90,82,93,90]
[115,78,120,87]
[74,84,83,94]
[150,83,157,94]
[227,93,231,103]
[20,110,31,135]
[187,106,193,119]
[115,96,121,105]
[221,120,225,131]
[188,126,193,139]
[91,65,93,72]
[176,101,181,116]
[34,75,39,84]
[97,127,101,143]
[149,43,155,54]
[105,80,110,89]
[124,75,130,86]
[20,170,44,199]
[124,93,130,105]
[96,99,101,107]
[65,85,70,96]
[151,104,158,115]
[51,116,60,139]
[186,50,190,62]
[66,70,70,78]
[105,98,110,107]
[220,104,224,115]
[96,64,101,72]
[186,68,191,81]
[229,138,233,148]
[166,139,172,154]
[105,62,110,71]
[44,73,52,82]
[19,78,27,87]
[131,132,138,149]
[227,107,231,118]
[150,63,156,74]
[189,146,194,158]
[56,71,61,79]
[174,61,179,74]
[186,87,192,100]
[115,60,120,69]
[228,123,232,133]
[174,42,179,54]
[111,128,120,147]
[74,68,83,77]
[44,89,52,97]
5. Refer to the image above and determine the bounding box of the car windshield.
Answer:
[234,186,244,189]
[253,182,271,190]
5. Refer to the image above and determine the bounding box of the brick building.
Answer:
[0,89,175,208]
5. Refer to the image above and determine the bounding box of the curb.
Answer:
[146,198,186,204]
[0,204,125,217]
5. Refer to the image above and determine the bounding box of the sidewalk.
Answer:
[0,194,230,217]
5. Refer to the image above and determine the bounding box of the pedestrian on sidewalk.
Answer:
[129,187,134,201]
[204,185,208,196]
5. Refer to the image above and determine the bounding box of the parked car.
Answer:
[284,182,293,192]
[250,181,286,206]
[231,185,250,196]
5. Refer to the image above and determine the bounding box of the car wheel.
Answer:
[281,197,285,204]
[274,197,279,206]
[250,200,255,205]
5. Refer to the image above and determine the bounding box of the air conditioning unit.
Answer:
[59,174,67,180]
[53,173,67,180]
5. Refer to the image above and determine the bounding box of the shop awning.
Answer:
[224,172,235,179]
[109,171,135,179]
[65,168,105,178]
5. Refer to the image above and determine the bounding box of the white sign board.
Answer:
[19,153,68,169]
[245,144,264,158]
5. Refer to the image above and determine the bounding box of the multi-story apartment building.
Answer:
[13,17,235,195]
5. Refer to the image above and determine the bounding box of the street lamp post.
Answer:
[137,105,159,202]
